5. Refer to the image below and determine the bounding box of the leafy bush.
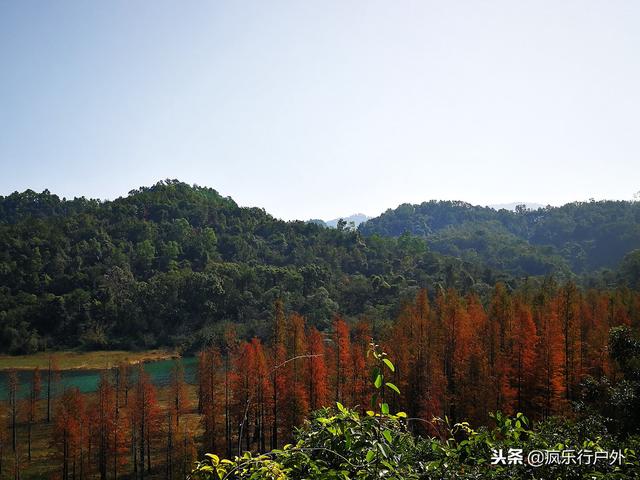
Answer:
[191,409,640,479]
[191,344,640,479]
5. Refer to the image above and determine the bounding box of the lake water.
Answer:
[0,356,197,400]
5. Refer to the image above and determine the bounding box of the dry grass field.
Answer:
[0,350,179,371]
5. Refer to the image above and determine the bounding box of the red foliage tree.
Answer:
[534,296,567,417]
[198,345,222,454]
[439,289,470,421]
[93,370,128,480]
[282,313,309,435]
[509,297,538,415]
[488,283,514,412]
[170,359,189,428]
[387,290,444,433]
[269,300,289,449]
[307,327,328,411]
[350,319,372,409]
[131,367,160,479]
[581,290,613,377]
[332,315,352,405]
[460,294,491,425]
[53,387,86,480]
[555,282,582,401]
[231,338,271,453]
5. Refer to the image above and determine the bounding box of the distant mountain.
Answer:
[359,199,640,273]
[307,218,328,227]
[488,202,545,211]
[325,213,371,228]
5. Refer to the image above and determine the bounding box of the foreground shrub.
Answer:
[191,345,640,479]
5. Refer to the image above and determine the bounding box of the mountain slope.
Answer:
[359,200,640,272]
[1,181,637,354]
[0,181,488,353]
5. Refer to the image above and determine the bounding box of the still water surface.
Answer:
[0,356,197,400]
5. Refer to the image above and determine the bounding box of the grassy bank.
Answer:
[0,349,179,371]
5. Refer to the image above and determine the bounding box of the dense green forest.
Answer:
[1,180,639,354]
[359,200,640,275]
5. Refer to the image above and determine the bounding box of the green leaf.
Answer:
[381,402,389,414]
[385,382,400,395]
[396,411,407,418]
[382,358,395,372]
[382,429,393,443]
[336,401,346,412]
[366,450,375,462]
[374,374,383,389]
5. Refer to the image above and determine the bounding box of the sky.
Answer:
[1,1,639,221]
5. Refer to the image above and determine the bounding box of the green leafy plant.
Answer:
[191,348,640,480]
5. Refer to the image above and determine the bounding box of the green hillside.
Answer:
[1,182,638,354]
[359,200,640,274]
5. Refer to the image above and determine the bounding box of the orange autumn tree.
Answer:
[417,289,445,427]
[350,319,372,409]
[487,283,514,413]
[198,345,223,454]
[386,299,413,414]
[230,338,270,453]
[54,387,86,480]
[555,282,582,402]
[270,299,288,449]
[131,367,161,479]
[95,371,114,480]
[533,290,567,418]
[439,288,471,422]
[581,289,613,377]
[174,418,198,480]
[387,289,444,433]
[282,313,309,435]
[170,359,189,428]
[222,324,238,457]
[509,297,538,415]
[460,293,491,425]
[332,315,353,406]
[307,327,328,411]
[94,370,128,480]
[250,338,270,452]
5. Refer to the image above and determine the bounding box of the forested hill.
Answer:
[0,180,467,353]
[1,180,639,354]
[359,200,640,274]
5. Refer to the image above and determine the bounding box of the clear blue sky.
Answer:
[1,1,639,220]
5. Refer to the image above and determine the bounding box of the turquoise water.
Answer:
[0,356,197,400]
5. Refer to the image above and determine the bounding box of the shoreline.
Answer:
[0,349,181,372]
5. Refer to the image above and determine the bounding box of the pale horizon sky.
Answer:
[1,1,639,221]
